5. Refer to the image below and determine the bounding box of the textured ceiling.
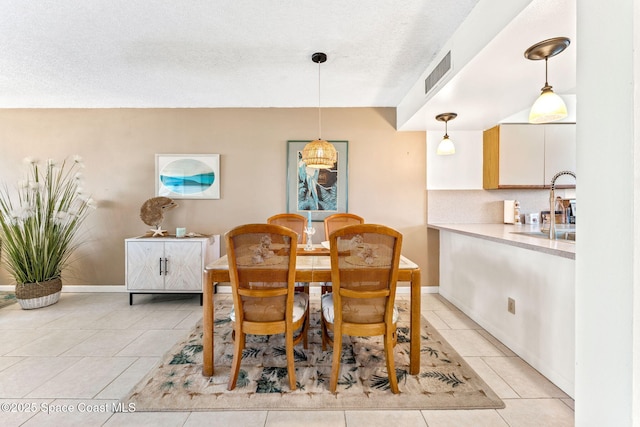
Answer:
[0,0,479,109]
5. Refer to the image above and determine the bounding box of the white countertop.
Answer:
[428,223,576,260]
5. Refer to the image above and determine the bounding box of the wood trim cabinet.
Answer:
[483,124,576,189]
[125,235,220,305]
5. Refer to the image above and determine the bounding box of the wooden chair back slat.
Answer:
[323,213,364,241]
[267,213,307,244]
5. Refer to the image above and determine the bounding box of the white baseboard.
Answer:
[62,285,127,293]
[0,285,126,292]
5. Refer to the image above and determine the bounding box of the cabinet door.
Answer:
[126,241,165,290]
[544,124,576,186]
[499,125,545,186]
[164,241,203,291]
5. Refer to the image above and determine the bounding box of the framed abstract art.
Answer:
[155,154,220,200]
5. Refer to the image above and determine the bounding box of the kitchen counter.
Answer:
[431,221,575,397]
[428,223,575,260]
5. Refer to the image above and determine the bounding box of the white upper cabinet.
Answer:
[483,124,576,189]
[544,124,577,186]
[498,125,545,186]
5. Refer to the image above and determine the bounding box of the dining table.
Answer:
[202,243,422,376]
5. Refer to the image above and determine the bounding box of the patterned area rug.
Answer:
[0,292,17,309]
[122,297,504,411]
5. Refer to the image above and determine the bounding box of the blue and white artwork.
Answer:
[297,152,338,211]
[287,140,348,222]
[156,154,220,199]
[161,159,214,194]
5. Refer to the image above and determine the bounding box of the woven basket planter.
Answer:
[15,277,62,310]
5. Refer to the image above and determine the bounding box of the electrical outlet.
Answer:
[508,298,516,314]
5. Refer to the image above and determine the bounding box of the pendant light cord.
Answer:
[317,59,322,139]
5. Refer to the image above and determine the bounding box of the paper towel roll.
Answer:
[503,200,515,224]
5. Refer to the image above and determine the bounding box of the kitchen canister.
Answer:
[526,212,540,224]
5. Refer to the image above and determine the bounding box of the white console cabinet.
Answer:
[125,235,220,305]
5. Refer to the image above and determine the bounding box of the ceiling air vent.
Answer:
[425,51,451,95]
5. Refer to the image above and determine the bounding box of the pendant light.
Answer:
[301,52,337,169]
[435,112,457,155]
[525,37,570,124]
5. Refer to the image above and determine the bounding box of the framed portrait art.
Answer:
[286,140,348,222]
[155,154,220,200]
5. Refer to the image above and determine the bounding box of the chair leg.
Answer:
[321,317,328,351]
[302,310,309,349]
[227,327,245,390]
[329,332,342,393]
[321,319,334,352]
[300,287,310,349]
[321,318,326,351]
[384,330,399,394]
[286,327,297,391]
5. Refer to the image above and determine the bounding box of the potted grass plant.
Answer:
[0,156,95,309]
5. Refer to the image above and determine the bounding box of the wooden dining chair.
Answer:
[323,213,364,241]
[225,223,309,391]
[321,213,365,294]
[267,213,307,244]
[320,223,403,394]
[267,213,308,293]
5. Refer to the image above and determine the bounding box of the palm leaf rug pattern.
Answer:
[123,297,505,410]
[0,292,17,310]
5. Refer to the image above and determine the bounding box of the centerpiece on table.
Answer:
[0,156,95,309]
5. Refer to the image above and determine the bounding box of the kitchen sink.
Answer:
[511,230,576,242]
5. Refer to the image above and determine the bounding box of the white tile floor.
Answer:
[0,292,575,426]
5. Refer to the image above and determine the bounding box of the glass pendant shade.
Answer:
[524,37,571,124]
[302,138,337,168]
[436,135,455,155]
[528,86,568,124]
[435,112,457,156]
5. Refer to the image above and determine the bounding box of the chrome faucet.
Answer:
[549,170,576,240]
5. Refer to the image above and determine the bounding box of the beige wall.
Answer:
[0,108,428,287]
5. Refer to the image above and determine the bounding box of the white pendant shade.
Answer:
[435,112,457,156]
[529,87,568,124]
[524,37,571,124]
[436,135,455,155]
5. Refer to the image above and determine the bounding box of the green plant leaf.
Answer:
[0,157,94,284]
